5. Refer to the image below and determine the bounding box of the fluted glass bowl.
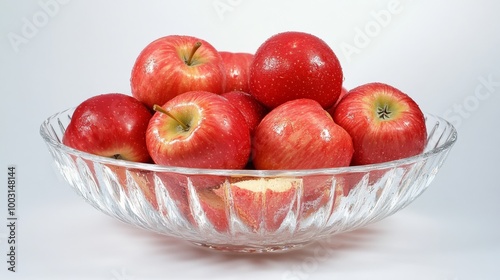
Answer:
[40,108,457,253]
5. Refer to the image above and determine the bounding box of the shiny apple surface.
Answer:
[40,108,457,253]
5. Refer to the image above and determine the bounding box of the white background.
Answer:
[1,0,500,279]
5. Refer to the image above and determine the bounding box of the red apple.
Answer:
[146,91,251,169]
[326,86,348,117]
[131,35,226,109]
[252,98,354,170]
[153,172,196,225]
[338,86,349,103]
[221,90,268,136]
[62,93,152,163]
[332,82,427,165]
[301,176,347,218]
[249,31,343,109]
[219,51,254,93]
[212,177,299,232]
[111,166,159,210]
[195,187,229,233]
[154,172,228,230]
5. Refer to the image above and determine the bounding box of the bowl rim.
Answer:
[40,107,458,177]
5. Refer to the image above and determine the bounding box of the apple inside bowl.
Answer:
[40,108,457,253]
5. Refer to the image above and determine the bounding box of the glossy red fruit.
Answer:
[221,90,268,136]
[146,91,251,169]
[63,93,153,163]
[249,31,343,109]
[252,98,353,170]
[220,51,254,93]
[131,35,225,109]
[332,82,427,165]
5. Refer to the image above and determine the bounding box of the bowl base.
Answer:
[189,241,311,253]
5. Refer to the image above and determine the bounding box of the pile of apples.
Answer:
[63,31,427,171]
[61,31,430,233]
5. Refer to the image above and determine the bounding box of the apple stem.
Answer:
[186,41,202,66]
[152,104,190,131]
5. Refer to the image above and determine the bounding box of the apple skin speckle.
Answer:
[332,82,427,165]
[146,91,251,170]
[62,93,153,163]
[252,98,353,170]
[249,31,343,109]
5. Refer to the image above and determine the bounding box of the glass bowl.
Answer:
[40,108,457,253]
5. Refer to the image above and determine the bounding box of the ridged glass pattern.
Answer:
[40,108,457,253]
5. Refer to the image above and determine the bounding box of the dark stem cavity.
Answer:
[153,104,190,131]
[377,104,392,120]
[185,42,202,66]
